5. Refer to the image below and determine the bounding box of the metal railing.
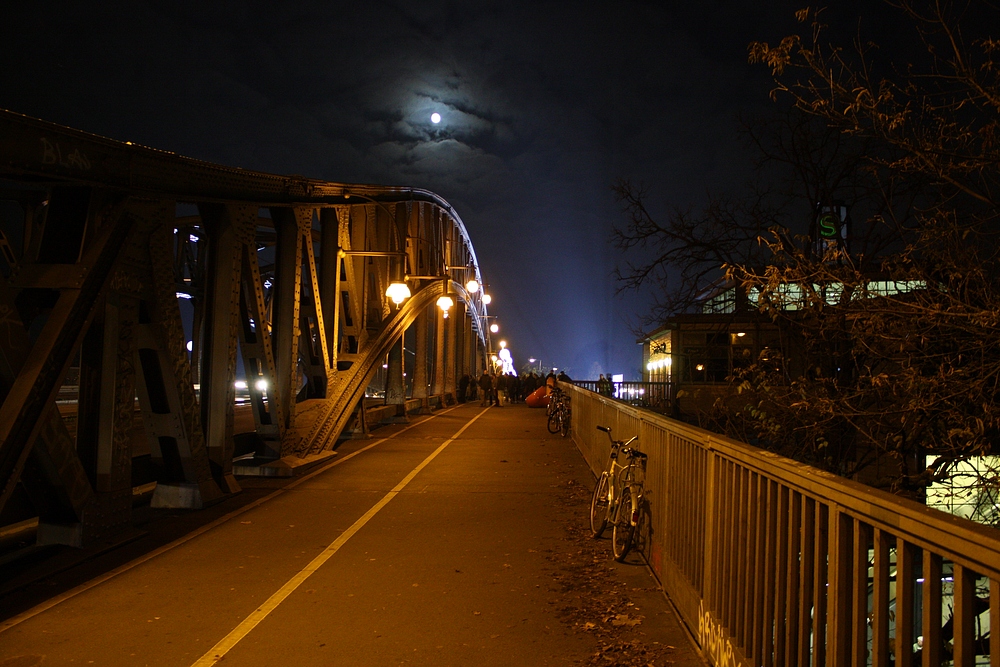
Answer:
[572,380,673,413]
[564,382,1000,667]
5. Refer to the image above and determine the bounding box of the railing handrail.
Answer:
[564,382,1000,666]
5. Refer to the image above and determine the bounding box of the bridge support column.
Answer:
[268,207,307,437]
[461,305,472,381]
[197,203,251,495]
[73,292,139,543]
[319,208,339,379]
[432,306,446,398]
[411,310,431,413]
[384,336,408,423]
[444,303,458,401]
[139,210,224,510]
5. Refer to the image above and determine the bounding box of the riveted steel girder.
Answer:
[0,109,489,544]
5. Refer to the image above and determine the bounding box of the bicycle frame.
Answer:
[614,451,645,528]
[596,427,636,521]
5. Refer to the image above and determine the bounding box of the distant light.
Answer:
[696,364,705,372]
[383,364,388,369]
[490,323,499,333]
[431,112,441,124]
[736,332,746,337]
[186,340,193,352]
[235,380,248,390]
[465,279,479,294]
[529,358,536,363]
[189,234,199,243]
[255,379,268,392]
[499,340,507,349]
[482,293,492,305]
[176,292,193,300]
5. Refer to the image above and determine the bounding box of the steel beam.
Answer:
[137,209,223,509]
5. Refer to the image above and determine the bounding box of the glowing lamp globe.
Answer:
[436,295,454,312]
[385,282,411,305]
[490,323,499,333]
[482,293,492,305]
[466,279,480,294]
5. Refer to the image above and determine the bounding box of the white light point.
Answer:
[431,112,441,124]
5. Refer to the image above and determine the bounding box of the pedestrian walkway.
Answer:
[0,403,705,667]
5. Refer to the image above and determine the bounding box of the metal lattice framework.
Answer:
[0,110,490,546]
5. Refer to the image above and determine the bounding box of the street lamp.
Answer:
[490,323,499,333]
[385,281,411,306]
[466,279,480,294]
[436,294,454,318]
[481,293,492,305]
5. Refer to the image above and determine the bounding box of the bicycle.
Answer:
[589,425,647,561]
[546,388,571,437]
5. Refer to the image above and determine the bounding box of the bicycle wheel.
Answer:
[560,409,570,437]
[547,412,561,434]
[612,488,636,561]
[589,472,611,537]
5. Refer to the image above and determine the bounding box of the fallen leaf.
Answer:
[611,614,642,627]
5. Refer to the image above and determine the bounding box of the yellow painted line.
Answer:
[191,407,489,666]
[0,406,465,635]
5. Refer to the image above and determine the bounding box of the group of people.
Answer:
[452,371,544,407]
[453,369,573,407]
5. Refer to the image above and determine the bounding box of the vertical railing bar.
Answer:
[725,458,739,630]
[734,466,749,648]
[774,485,790,666]
[896,538,915,667]
[752,473,768,664]
[852,520,871,667]
[814,502,829,667]
[872,528,890,667]
[785,490,802,667]
[680,440,690,578]
[743,471,760,653]
[676,441,698,580]
[991,577,1000,667]
[763,480,778,667]
[922,551,942,667]
[695,449,715,586]
[716,459,735,626]
[952,563,975,667]
[828,508,852,665]
[797,496,816,667]
[709,454,724,615]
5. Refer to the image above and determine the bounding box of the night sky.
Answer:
[1,1,876,379]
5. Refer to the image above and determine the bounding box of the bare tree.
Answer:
[618,1,1000,497]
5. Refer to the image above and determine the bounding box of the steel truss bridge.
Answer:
[0,110,489,547]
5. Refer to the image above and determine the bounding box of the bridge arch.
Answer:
[0,110,490,545]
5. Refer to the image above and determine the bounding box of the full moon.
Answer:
[430,112,441,124]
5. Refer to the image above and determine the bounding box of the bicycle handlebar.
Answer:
[596,425,637,449]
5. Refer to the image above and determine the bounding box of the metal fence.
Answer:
[565,382,1000,667]
[572,380,673,413]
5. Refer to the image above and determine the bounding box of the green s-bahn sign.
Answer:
[818,213,840,238]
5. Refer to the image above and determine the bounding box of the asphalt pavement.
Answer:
[0,403,705,667]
